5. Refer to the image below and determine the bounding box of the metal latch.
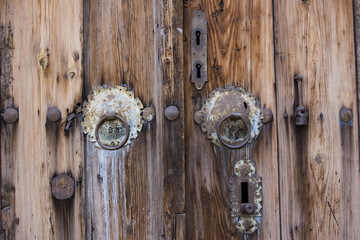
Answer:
[191,10,207,90]
[229,159,263,235]
[294,74,309,126]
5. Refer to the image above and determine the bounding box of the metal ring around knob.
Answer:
[95,112,130,150]
[216,112,250,149]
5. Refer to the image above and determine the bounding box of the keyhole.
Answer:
[241,182,249,203]
[196,64,202,78]
[196,31,201,45]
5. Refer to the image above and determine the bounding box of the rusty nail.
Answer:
[51,174,75,200]
[47,107,61,122]
[339,107,353,122]
[164,105,179,121]
[1,108,19,123]
[142,107,156,122]
[193,110,203,124]
[240,203,255,214]
[261,107,273,123]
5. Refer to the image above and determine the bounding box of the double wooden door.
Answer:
[1,0,360,239]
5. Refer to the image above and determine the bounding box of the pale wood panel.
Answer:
[184,0,279,239]
[0,0,84,239]
[274,0,360,239]
[83,0,184,239]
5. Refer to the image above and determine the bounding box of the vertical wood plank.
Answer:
[1,0,84,239]
[184,0,279,239]
[83,0,184,239]
[274,0,360,238]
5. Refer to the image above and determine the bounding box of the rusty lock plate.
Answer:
[191,10,208,90]
[81,85,143,150]
[194,85,271,148]
[229,159,263,234]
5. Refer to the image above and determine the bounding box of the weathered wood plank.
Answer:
[0,0,84,239]
[184,0,279,239]
[274,0,360,238]
[83,0,184,239]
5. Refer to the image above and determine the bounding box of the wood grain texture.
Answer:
[184,0,279,239]
[83,0,184,239]
[0,0,84,239]
[274,0,360,239]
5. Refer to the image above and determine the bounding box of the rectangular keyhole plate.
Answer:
[191,10,207,90]
[229,159,263,234]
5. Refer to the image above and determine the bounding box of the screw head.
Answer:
[339,107,353,122]
[142,107,156,122]
[47,107,61,122]
[164,105,179,121]
[1,108,19,123]
[51,174,75,200]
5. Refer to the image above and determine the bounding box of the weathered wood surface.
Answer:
[83,0,184,239]
[274,0,360,239]
[0,0,84,239]
[2,0,360,239]
[184,1,279,239]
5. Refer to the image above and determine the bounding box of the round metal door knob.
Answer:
[47,107,61,122]
[164,105,179,121]
[216,112,250,149]
[51,174,75,200]
[1,108,19,123]
[95,112,130,150]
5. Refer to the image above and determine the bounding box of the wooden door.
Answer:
[1,0,360,239]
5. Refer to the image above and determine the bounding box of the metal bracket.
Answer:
[191,10,207,90]
[229,159,263,235]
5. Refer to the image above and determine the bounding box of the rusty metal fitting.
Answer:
[95,112,130,151]
[240,203,255,214]
[142,107,156,122]
[261,107,273,124]
[51,174,75,200]
[216,112,250,149]
[164,105,179,121]
[1,107,19,123]
[47,107,61,122]
[339,107,353,122]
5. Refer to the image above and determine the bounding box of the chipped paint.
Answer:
[229,159,263,234]
[82,85,143,149]
[194,85,263,147]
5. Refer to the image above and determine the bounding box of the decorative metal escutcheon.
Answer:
[229,159,263,234]
[194,85,271,148]
[81,85,144,150]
